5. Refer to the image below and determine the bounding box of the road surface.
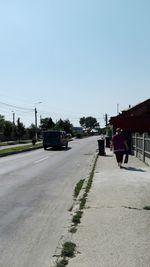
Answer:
[0,136,98,267]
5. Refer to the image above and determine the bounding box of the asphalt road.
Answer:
[0,136,98,267]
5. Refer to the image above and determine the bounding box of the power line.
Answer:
[0,100,106,127]
[0,101,33,111]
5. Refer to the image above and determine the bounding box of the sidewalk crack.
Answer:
[122,206,142,211]
[90,205,143,210]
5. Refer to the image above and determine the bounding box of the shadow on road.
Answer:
[123,166,146,172]
[104,154,113,157]
[44,147,72,152]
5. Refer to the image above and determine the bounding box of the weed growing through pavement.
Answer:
[56,242,76,267]
[143,206,150,210]
[54,153,99,267]
[61,242,76,258]
[69,226,77,233]
[56,258,68,267]
[72,210,83,225]
[79,193,87,210]
[71,153,99,228]
[86,153,98,193]
[74,179,85,198]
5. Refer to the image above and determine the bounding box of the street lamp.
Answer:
[35,102,42,140]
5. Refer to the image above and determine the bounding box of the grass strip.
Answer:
[0,143,43,156]
[0,140,34,146]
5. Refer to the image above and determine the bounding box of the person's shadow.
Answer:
[123,166,146,172]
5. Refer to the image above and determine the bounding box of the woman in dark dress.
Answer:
[112,128,129,168]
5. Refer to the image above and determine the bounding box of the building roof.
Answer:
[110,98,150,133]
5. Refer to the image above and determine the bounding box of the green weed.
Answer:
[143,206,150,210]
[74,179,85,198]
[72,210,83,225]
[61,242,76,258]
[56,258,68,267]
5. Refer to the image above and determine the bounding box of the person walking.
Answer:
[112,128,128,168]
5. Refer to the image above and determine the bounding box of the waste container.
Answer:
[97,139,105,156]
[105,136,110,148]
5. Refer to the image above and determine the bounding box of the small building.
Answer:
[72,127,84,135]
[110,98,150,133]
[109,98,150,153]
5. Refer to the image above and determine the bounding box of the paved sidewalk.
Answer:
[68,148,150,267]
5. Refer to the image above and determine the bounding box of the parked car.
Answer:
[43,130,69,150]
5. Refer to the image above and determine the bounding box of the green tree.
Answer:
[27,124,36,139]
[55,119,73,133]
[3,120,13,140]
[27,123,42,140]
[79,117,86,128]
[0,114,5,132]
[15,118,26,140]
[79,116,99,129]
[63,119,73,133]
[40,117,55,131]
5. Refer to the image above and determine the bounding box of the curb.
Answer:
[50,152,98,267]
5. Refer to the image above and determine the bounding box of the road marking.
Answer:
[34,157,49,164]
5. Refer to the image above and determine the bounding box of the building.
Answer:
[72,127,84,135]
[109,98,150,154]
[110,98,150,133]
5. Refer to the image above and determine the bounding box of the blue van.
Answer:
[43,130,69,150]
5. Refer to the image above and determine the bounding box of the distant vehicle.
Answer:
[43,130,69,150]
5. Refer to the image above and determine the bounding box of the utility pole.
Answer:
[12,111,15,125]
[11,111,15,140]
[105,113,108,126]
[34,102,42,141]
[35,107,38,140]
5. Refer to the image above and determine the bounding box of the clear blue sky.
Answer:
[0,0,150,127]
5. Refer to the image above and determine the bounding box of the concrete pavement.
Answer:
[68,148,150,267]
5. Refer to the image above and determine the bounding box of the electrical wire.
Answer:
[0,101,33,111]
[0,100,105,126]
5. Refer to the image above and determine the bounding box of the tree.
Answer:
[55,119,73,133]
[79,116,99,129]
[15,118,26,140]
[40,117,55,131]
[63,119,73,134]
[0,114,5,132]
[27,124,36,139]
[3,120,13,140]
[79,117,86,128]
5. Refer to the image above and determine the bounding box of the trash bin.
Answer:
[105,136,110,148]
[97,139,105,156]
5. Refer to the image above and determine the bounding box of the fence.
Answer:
[132,133,150,165]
